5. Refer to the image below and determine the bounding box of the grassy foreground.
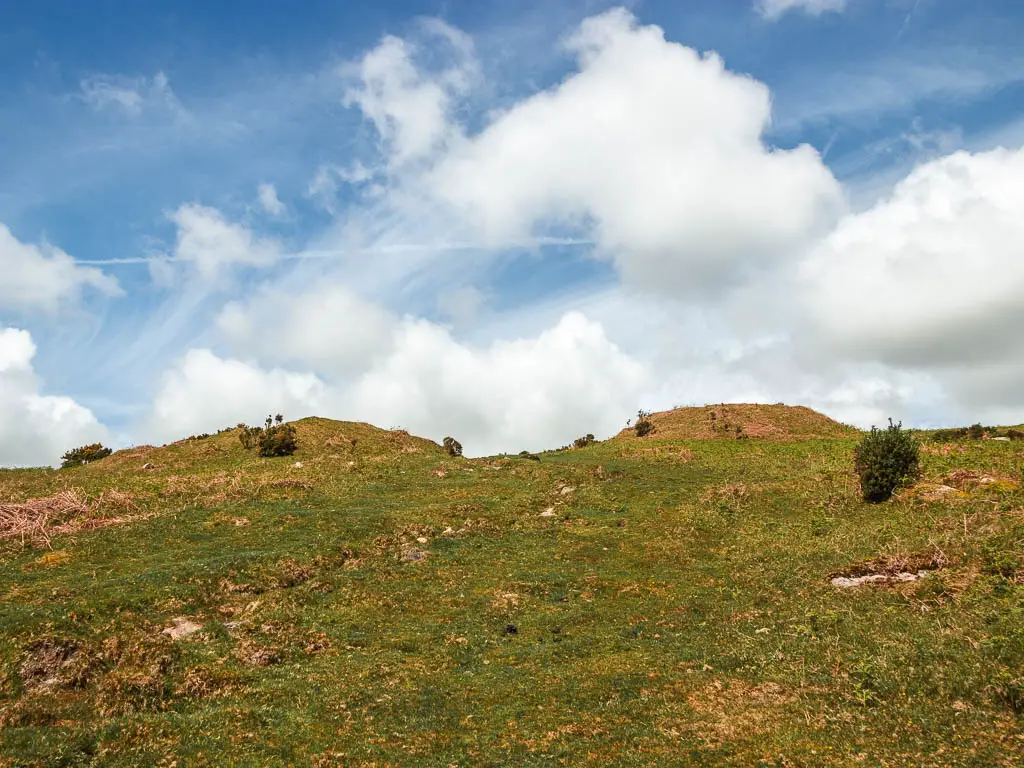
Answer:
[1,412,1023,766]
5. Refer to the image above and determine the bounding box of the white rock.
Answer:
[831,571,927,589]
[162,617,203,640]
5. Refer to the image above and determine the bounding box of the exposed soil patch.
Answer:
[831,548,952,588]
[19,639,89,693]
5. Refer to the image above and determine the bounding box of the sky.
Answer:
[1,0,1023,466]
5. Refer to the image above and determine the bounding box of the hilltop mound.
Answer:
[614,403,859,441]
[98,416,444,474]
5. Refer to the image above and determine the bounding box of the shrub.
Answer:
[1006,429,1024,441]
[518,451,541,461]
[573,434,596,449]
[932,427,968,443]
[443,437,463,457]
[60,443,113,469]
[853,419,920,503]
[634,410,654,438]
[967,423,986,440]
[238,415,298,458]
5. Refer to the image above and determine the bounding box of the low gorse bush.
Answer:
[60,443,113,469]
[573,434,596,449]
[443,437,463,457]
[932,423,1016,442]
[634,410,654,438]
[853,418,920,503]
[238,414,298,458]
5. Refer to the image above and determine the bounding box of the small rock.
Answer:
[293,461,303,468]
[142,463,155,470]
[831,571,927,589]
[991,437,1011,442]
[232,517,250,527]
[416,536,428,544]
[539,508,556,517]
[559,486,575,496]
[162,617,203,640]
[402,548,427,563]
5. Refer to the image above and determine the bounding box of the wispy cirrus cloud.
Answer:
[755,0,847,21]
[78,71,186,118]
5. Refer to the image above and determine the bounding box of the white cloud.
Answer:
[427,8,844,297]
[802,147,1024,367]
[145,348,331,444]
[800,146,1024,414]
[347,311,647,454]
[216,283,398,376]
[79,71,184,117]
[0,224,122,314]
[257,183,286,217]
[344,19,476,168]
[169,204,282,280]
[0,328,109,467]
[756,0,847,20]
[146,309,646,455]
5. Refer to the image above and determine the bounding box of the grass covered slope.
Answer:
[614,404,860,442]
[1,418,1023,766]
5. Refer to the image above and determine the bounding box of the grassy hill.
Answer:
[1,411,1023,766]
[614,403,860,442]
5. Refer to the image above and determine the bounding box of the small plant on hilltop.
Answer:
[573,434,596,449]
[238,414,298,457]
[60,443,113,469]
[853,418,920,503]
[443,437,463,457]
[634,410,654,438]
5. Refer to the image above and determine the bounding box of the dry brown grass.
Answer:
[680,680,799,746]
[0,490,89,546]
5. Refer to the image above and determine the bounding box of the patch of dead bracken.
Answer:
[0,488,154,547]
[0,490,90,546]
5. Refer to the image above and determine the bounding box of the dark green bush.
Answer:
[967,423,986,440]
[573,434,596,449]
[932,427,968,443]
[1006,429,1024,441]
[238,415,298,457]
[60,443,113,468]
[634,410,654,438]
[443,437,463,457]
[853,419,920,503]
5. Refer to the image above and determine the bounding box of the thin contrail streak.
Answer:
[74,237,595,265]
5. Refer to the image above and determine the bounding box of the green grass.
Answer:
[1,419,1023,766]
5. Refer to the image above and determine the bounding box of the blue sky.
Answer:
[1,0,1023,465]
